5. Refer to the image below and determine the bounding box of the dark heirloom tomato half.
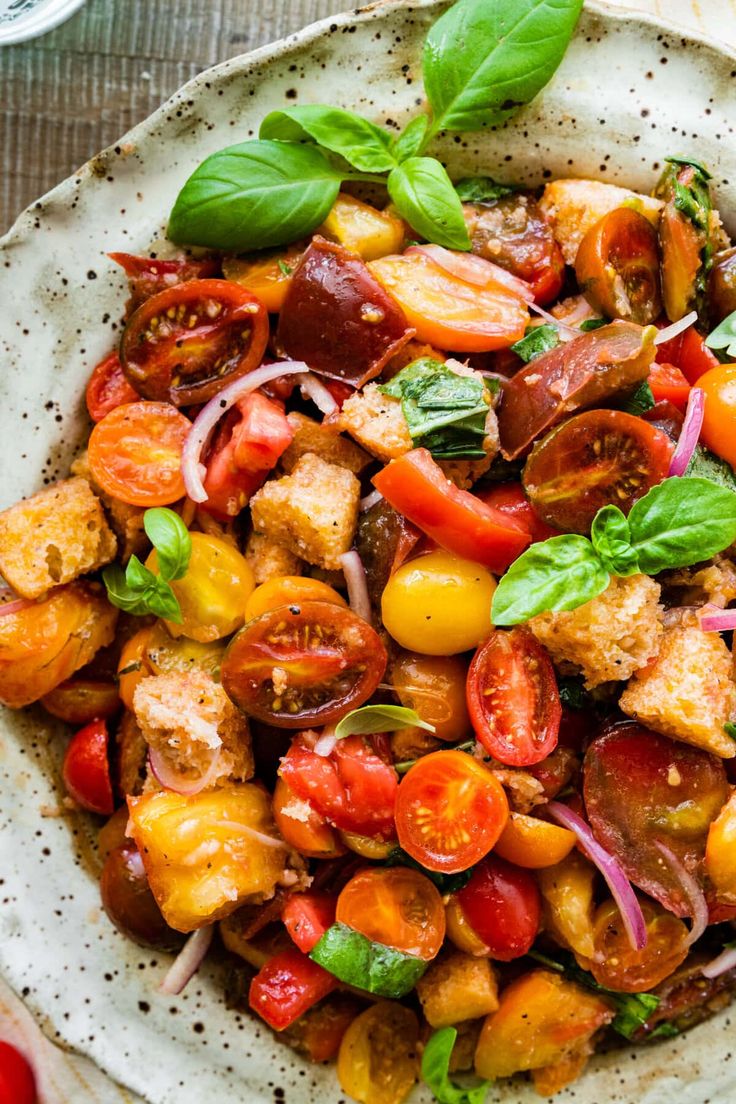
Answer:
[276,236,414,387]
[708,246,736,326]
[120,279,269,406]
[574,208,662,324]
[86,352,139,420]
[455,854,541,961]
[584,722,729,917]
[467,628,561,767]
[101,844,182,950]
[497,321,656,461]
[356,499,421,609]
[221,601,387,728]
[522,409,673,534]
[109,251,219,311]
[62,719,115,815]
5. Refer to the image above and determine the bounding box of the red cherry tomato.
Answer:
[249,947,337,1031]
[654,321,720,383]
[395,750,509,873]
[120,279,269,406]
[282,891,337,954]
[87,401,191,507]
[62,719,115,815]
[648,362,691,412]
[0,1042,36,1104]
[467,628,561,767]
[109,252,219,310]
[574,208,662,324]
[455,855,541,961]
[476,483,558,543]
[85,352,139,421]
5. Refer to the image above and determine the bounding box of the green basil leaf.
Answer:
[454,176,517,203]
[421,1027,490,1104]
[648,1021,680,1039]
[144,580,184,624]
[620,380,655,416]
[385,847,474,895]
[557,676,591,711]
[334,704,436,739]
[310,923,426,997]
[590,505,640,577]
[423,0,583,133]
[724,722,736,742]
[124,555,160,592]
[579,317,607,332]
[387,158,471,250]
[491,535,610,626]
[168,140,343,252]
[684,443,736,491]
[627,476,736,574]
[102,564,154,616]
[706,309,736,359]
[102,557,183,623]
[259,105,396,173]
[381,358,490,458]
[143,507,192,582]
[391,114,430,163]
[511,324,560,363]
[665,155,712,180]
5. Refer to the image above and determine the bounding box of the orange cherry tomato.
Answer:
[244,576,346,622]
[40,678,120,725]
[336,867,445,960]
[390,651,471,743]
[648,361,691,412]
[86,352,139,421]
[369,251,529,352]
[88,401,190,506]
[574,208,661,324]
[117,627,154,710]
[395,750,509,873]
[222,243,306,312]
[697,363,736,468]
[706,790,736,904]
[588,898,689,992]
[272,776,346,859]
[494,812,576,869]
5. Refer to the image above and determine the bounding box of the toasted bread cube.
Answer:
[280,412,370,475]
[72,451,147,562]
[116,709,149,797]
[339,382,412,462]
[133,668,254,787]
[416,951,499,1028]
[244,531,303,584]
[529,574,663,689]
[539,179,663,265]
[250,453,360,570]
[619,625,736,758]
[0,477,117,599]
[664,555,736,610]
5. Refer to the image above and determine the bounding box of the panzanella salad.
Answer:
[6,0,736,1100]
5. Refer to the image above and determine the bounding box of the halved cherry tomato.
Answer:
[455,854,541,961]
[648,361,691,411]
[62,718,115,815]
[221,602,387,728]
[117,627,154,710]
[706,791,736,904]
[467,628,561,767]
[245,577,346,622]
[369,250,529,352]
[395,750,508,873]
[88,401,190,506]
[697,363,736,468]
[109,252,219,310]
[283,890,337,953]
[336,867,445,960]
[120,279,269,406]
[494,812,576,869]
[41,678,120,724]
[249,947,337,1031]
[101,843,181,950]
[476,483,558,542]
[85,352,139,420]
[319,193,405,261]
[522,409,673,533]
[373,449,529,574]
[0,1042,37,1104]
[390,651,470,743]
[356,499,422,609]
[575,208,661,324]
[279,733,397,839]
[337,1001,419,1104]
[222,242,306,312]
[587,898,689,993]
[272,776,346,859]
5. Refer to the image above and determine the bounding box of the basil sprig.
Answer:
[334,703,436,740]
[169,0,583,253]
[492,477,736,625]
[103,508,192,623]
[381,358,491,459]
[421,1027,490,1104]
[310,923,426,997]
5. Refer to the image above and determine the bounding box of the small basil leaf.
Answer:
[124,555,160,592]
[579,317,607,332]
[665,155,712,180]
[421,1027,490,1104]
[557,676,591,711]
[454,176,516,203]
[511,324,560,363]
[335,704,436,740]
[387,158,471,250]
[724,722,736,742]
[685,443,736,491]
[619,380,655,416]
[491,535,610,626]
[143,507,192,582]
[423,0,584,133]
[168,140,343,252]
[590,505,640,577]
[102,564,154,616]
[310,923,426,997]
[390,114,430,163]
[144,580,184,624]
[260,105,396,174]
[706,310,736,360]
[627,476,736,574]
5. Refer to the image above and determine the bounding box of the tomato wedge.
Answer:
[648,361,691,411]
[657,323,719,385]
[283,890,337,953]
[249,947,337,1031]
[372,449,530,573]
[222,242,306,312]
[88,401,191,506]
[575,208,662,324]
[62,718,115,815]
[476,483,559,543]
[336,866,445,959]
[522,409,674,534]
[455,855,541,961]
[120,279,269,406]
[86,352,139,420]
[395,750,509,873]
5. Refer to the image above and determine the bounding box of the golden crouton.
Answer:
[539,179,663,265]
[339,382,413,462]
[72,452,147,562]
[619,625,736,758]
[664,555,736,610]
[0,477,117,599]
[416,951,499,1028]
[133,669,254,786]
[116,709,148,797]
[250,453,360,570]
[280,411,370,475]
[244,531,303,584]
[529,574,663,689]
[490,767,546,813]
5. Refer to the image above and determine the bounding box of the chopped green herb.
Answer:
[724,722,736,741]
[421,1027,490,1104]
[665,155,712,180]
[685,443,736,491]
[510,324,560,363]
[557,677,591,711]
[454,176,516,204]
[620,380,655,416]
[310,922,426,997]
[277,259,293,276]
[706,309,736,360]
[579,317,607,332]
[381,358,490,459]
[648,1021,680,1039]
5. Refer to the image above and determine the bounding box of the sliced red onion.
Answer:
[699,605,736,632]
[148,746,222,796]
[668,387,705,477]
[360,489,383,513]
[653,310,698,346]
[214,820,288,848]
[528,301,579,340]
[340,549,371,622]
[295,372,338,417]
[159,925,213,996]
[314,725,338,758]
[0,597,31,618]
[702,944,736,979]
[406,243,535,303]
[547,801,648,951]
[181,361,307,503]
[653,840,708,947]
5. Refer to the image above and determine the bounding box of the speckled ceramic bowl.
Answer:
[1,2,736,1102]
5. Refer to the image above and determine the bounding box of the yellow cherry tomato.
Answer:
[337,1001,419,1104]
[706,790,736,904]
[222,242,306,312]
[381,550,496,655]
[144,620,225,677]
[494,813,577,869]
[146,532,254,643]
[319,192,405,261]
[698,363,736,468]
[244,575,346,622]
[444,895,490,957]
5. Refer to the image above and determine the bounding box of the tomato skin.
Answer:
[86,352,139,420]
[395,750,509,873]
[476,483,558,542]
[62,719,115,815]
[283,891,337,953]
[88,401,191,506]
[249,947,338,1031]
[587,898,689,993]
[456,855,541,961]
[706,791,736,904]
[390,651,470,743]
[574,208,662,324]
[373,449,529,573]
[494,812,576,869]
[222,242,306,312]
[708,246,736,326]
[245,577,346,622]
[697,363,736,468]
[109,252,219,310]
[468,628,561,767]
[648,361,691,411]
[272,776,346,859]
[41,678,120,725]
[463,195,564,306]
[655,323,720,384]
[0,1042,37,1104]
[336,867,445,960]
[101,843,182,950]
[120,279,269,406]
